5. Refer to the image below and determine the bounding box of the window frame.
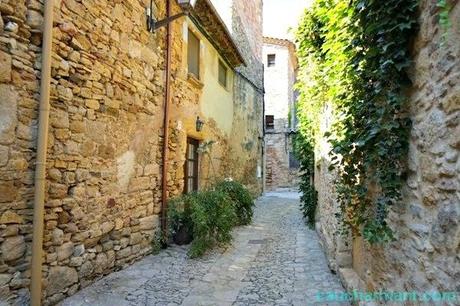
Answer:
[265,115,275,130]
[184,138,200,194]
[267,54,276,67]
[187,29,201,79]
[218,59,228,88]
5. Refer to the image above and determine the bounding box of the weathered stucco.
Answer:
[314,0,460,299]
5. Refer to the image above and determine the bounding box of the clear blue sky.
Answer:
[263,0,312,40]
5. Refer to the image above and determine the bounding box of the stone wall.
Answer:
[263,39,299,190]
[314,0,460,299]
[220,0,265,194]
[0,0,43,302]
[0,0,264,304]
[231,0,263,90]
[228,74,264,194]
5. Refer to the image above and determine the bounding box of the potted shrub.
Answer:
[168,195,194,245]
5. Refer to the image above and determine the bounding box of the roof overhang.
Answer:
[263,36,298,70]
[187,0,246,68]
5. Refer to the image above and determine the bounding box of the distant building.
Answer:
[263,37,299,190]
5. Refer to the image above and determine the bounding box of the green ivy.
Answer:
[294,0,419,243]
[437,0,451,41]
[293,133,317,228]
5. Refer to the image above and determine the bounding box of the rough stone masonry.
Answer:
[314,0,460,300]
[0,0,264,305]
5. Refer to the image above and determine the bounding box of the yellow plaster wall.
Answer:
[200,46,234,136]
[179,20,235,136]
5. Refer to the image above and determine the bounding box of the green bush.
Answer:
[167,190,237,258]
[214,180,254,225]
[167,194,194,242]
[188,190,236,258]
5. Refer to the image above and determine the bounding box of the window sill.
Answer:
[187,73,204,89]
[218,82,230,92]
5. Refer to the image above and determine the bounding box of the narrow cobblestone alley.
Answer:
[60,190,346,306]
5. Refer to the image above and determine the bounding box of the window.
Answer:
[218,60,228,87]
[188,30,200,78]
[184,138,199,193]
[265,115,274,130]
[289,152,300,169]
[267,54,276,67]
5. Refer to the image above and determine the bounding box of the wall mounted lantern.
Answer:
[196,116,205,132]
[146,0,198,32]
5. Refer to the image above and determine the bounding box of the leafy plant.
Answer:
[293,133,317,228]
[214,180,255,225]
[151,229,164,255]
[437,0,451,42]
[167,194,194,241]
[167,188,239,258]
[188,190,236,258]
[294,0,418,243]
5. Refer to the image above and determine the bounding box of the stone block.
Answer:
[129,232,143,246]
[1,236,25,261]
[50,109,69,129]
[52,228,64,245]
[48,183,68,199]
[0,181,16,203]
[139,215,160,231]
[0,144,7,166]
[94,253,108,274]
[116,247,131,259]
[120,237,129,249]
[78,261,93,278]
[57,242,74,261]
[47,266,78,296]
[85,99,100,110]
[0,51,11,82]
[129,177,151,192]
[73,244,85,257]
[0,85,18,145]
[27,9,43,29]
[69,256,84,267]
[441,92,460,115]
[0,274,12,286]
[0,211,23,224]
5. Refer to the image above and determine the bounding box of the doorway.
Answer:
[184,138,199,193]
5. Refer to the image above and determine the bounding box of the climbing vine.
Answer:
[294,0,419,243]
[293,132,317,228]
[437,0,451,41]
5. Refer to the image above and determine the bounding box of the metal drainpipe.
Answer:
[261,65,266,193]
[161,0,172,239]
[30,0,54,305]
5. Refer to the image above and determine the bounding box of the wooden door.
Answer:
[184,138,199,193]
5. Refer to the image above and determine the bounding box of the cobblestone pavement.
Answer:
[61,190,347,306]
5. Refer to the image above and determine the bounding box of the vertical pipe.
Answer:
[161,0,173,237]
[30,0,54,305]
[262,65,266,193]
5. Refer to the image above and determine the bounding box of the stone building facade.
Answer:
[0,0,263,304]
[263,37,299,190]
[314,0,460,299]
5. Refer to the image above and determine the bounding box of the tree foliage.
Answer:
[294,0,419,243]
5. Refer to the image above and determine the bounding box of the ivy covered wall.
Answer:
[295,0,459,294]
